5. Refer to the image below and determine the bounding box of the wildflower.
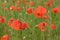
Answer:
[25,2,29,6]
[50,24,56,30]
[1,34,8,40]
[52,7,59,14]
[8,18,14,27]
[44,2,51,7]
[25,2,35,6]
[43,16,48,20]
[44,0,53,7]
[29,2,36,6]
[20,23,28,30]
[10,6,16,11]
[2,2,6,6]
[38,22,46,32]
[16,6,21,12]
[11,20,22,30]
[26,7,32,15]
[0,16,5,24]
[34,6,46,18]
[3,7,8,10]
[48,0,53,5]
[15,1,20,6]
[56,5,60,12]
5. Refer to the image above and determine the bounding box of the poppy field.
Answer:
[0,0,60,40]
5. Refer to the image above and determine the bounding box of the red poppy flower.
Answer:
[20,23,28,30]
[3,7,8,10]
[52,7,59,14]
[15,1,20,5]
[50,24,56,30]
[0,16,5,24]
[25,2,29,6]
[11,20,22,30]
[16,6,21,12]
[44,2,51,7]
[44,0,52,7]
[1,34,8,40]
[57,5,60,12]
[48,0,53,5]
[34,6,46,18]
[8,18,14,27]
[26,7,32,15]
[2,2,6,6]
[43,16,48,20]
[38,22,46,32]
[25,2,35,6]
[10,6,16,11]
[29,2,36,6]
